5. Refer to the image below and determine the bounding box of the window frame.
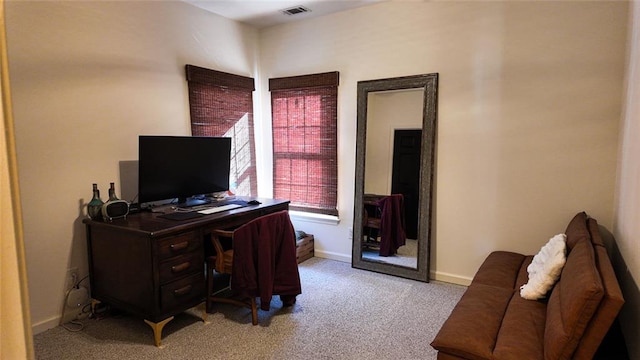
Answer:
[269,72,339,216]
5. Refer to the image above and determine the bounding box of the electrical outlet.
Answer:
[66,267,78,290]
[348,227,353,239]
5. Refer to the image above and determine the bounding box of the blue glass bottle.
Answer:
[87,183,104,220]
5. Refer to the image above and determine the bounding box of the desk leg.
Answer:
[144,317,174,347]
[90,299,100,315]
[198,302,209,323]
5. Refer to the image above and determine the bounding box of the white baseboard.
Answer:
[32,298,88,335]
[314,251,473,287]
[313,250,351,263]
[431,271,472,286]
[32,315,61,335]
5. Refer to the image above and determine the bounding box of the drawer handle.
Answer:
[169,241,189,252]
[173,285,192,297]
[171,262,191,273]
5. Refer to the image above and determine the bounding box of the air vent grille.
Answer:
[282,6,311,16]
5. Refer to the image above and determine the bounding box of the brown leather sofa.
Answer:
[431,212,624,360]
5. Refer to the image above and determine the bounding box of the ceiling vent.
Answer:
[281,6,311,16]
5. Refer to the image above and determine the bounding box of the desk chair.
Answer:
[205,210,301,325]
[206,228,258,325]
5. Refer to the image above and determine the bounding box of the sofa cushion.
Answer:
[587,217,604,247]
[436,353,468,360]
[564,212,590,251]
[431,284,514,360]
[520,234,566,300]
[571,218,624,359]
[471,251,527,289]
[544,238,604,360]
[493,293,546,360]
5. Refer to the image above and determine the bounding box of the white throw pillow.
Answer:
[520,234,567,300]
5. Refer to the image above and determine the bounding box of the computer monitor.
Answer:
[138,135,231,207]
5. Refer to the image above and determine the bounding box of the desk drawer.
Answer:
[160,272,205,311]
[159,251,204,284]
[158,231,201,260]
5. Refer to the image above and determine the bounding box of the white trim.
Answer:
[431,270,472,286]
[316,253,473,286]
[31,316,60,335]
[288,211,340,225]
[314,250,351,263]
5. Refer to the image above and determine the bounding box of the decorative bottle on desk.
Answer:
[107,182,118,202]
[87,183,104,220]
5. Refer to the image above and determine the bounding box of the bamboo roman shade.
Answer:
[269,71,339,215]
[185,64,257,196]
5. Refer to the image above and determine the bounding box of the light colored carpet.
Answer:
[34,258,466,360]
[362,239,418,268]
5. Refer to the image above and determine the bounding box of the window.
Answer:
[269,72,339,216]
[185,65,257,196]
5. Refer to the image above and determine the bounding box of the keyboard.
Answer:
[197,203,242,215]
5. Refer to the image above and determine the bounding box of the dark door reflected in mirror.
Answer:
[352,74,438,282]
[392,129,421,240]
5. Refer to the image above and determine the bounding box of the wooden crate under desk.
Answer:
[296,235,314,264]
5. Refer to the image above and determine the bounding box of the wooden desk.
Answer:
[83,198,289,346]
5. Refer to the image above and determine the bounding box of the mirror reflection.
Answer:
[352,73,438,282]
[361,89,423,268]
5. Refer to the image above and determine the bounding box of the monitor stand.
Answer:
[177,197,209,208]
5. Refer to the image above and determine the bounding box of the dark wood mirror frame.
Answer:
[352,73,438,282]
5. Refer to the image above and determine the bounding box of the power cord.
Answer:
[60,274,90,332]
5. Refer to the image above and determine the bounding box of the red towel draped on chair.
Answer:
[230,210,302,310]
[377,194,406,257]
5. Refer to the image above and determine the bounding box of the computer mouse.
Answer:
[247,200,261,205]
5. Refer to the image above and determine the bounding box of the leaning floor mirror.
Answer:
[352,73,438,282]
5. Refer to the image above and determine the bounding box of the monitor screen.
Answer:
[138,135,231,207]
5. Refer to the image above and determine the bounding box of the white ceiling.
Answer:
[184,0,385,28]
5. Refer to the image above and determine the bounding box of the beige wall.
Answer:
[5,1,637,351]
[260,1,628,282]
[5,1,259,332]
[613,1,640,358]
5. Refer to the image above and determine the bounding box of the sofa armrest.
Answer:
[544,238,604,359]
[431,284,513,360]
[572,219,625,358]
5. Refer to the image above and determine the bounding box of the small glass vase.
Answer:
[87,183,104,220]
[107,182,119,202]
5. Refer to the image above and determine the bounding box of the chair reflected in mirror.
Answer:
[362,194,406,257]
[362,194,382,250]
